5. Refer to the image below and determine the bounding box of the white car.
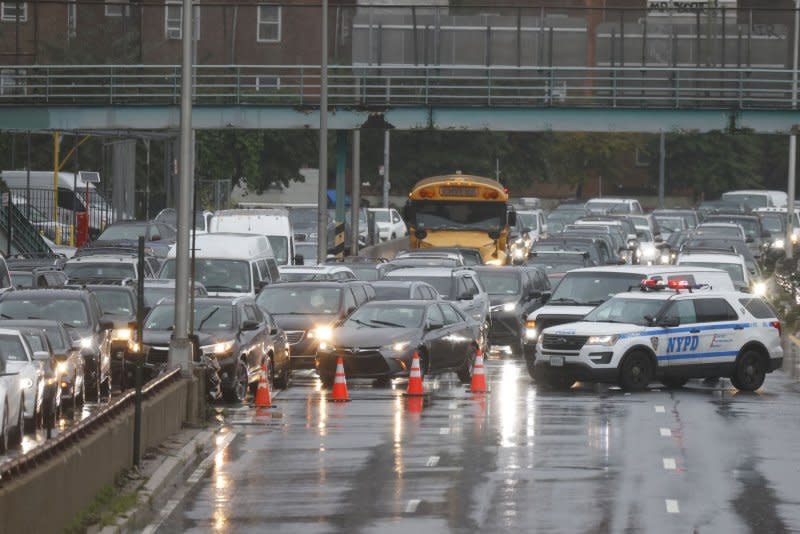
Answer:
[676,251,753,293]
[2,328,51,428]
[368,208,407,241]
[531,285,783,391]
[278,265,356,282]
[0,329,31,452]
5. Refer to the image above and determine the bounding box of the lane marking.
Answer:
[659,428,672,437]
[439,427,450,435]
[663,458,677,470]
[448,402,458,410]
[426,455,440,467]
[141,431,237,534]
[665,499,680,514]
[654,405,666,413]
[405,499,421,513]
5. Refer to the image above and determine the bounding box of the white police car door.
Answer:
[689,297,742,368]
[659,299,700,368]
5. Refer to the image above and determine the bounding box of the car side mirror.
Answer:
[654,235,664,243]
[616,258,627,265]
[269,327,278,336]
[33,350,51,361]
[746,236,754,243]
[71,340,83,351]
[658,316,680,328]
[541,291,551,304]
[426,320,444,331]
[151,235,161,241]
[529,289,542,298]
[294,254,304,266]
[459,292,474,301]
[241,320,261,331]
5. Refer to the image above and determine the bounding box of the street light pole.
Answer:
[787,0,799,261]
[168,0,194,374]
[317,0,329,263]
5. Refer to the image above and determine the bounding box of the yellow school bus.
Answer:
[404,172,516,265]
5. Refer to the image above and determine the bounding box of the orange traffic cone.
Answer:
[254,363,272,408]
[406,395,424,414]
[331,356,350,402]
[470,348,488,393]
[404,351,425,397]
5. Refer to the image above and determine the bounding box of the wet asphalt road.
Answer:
[152,357,800,534]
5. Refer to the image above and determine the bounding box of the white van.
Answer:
[722,190,788,209]
[522,265,736,357]
[159,233,280,297]
[1,170,113,236]
[209,208,298,266]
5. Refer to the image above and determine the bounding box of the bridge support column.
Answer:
[351,130,361,257]
[334,130,347,259]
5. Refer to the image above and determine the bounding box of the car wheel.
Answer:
[731,349,767,392]
[373,377,391,388]
[417,349,430,378]
[391,233,397,240]
[100,375,111,400]
[619,351,654,391]
[525,353,537,381]
[44,392,58,429]
[0,405,8,454]
[11,399,23,446]
[273,360,290,390]
[456,345,476,384]
[223,359,249,403]
[85,371,100,401]
[76,380,85,408]
[660,377,689,389]
[26,400,39,434]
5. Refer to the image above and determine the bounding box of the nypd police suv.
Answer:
[528,280,783,391]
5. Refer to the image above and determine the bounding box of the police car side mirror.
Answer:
[658,316,680,328]
[746,236,754,243]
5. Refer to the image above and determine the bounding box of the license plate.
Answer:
[550,356,565,367]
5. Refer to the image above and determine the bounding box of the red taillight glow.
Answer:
[419,188,435,198]
[771,321,782,337]
[667,279,689,289]
[642,278,659,288]
[483,190,500,200]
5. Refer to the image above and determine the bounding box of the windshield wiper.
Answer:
[203,285,240,292]
[197,307,220,330]
[0,313,12,319]
[350,319,375,328]
[549,298,580,304]
[368,319,406,328]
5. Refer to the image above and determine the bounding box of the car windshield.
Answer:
[0,298,89,328]
[344,304,424,329]
[161,259,251,293]
[549,272,645,306]
[680,261,745,283]
[294,244,317,264]
[98,224,147,241]
[707,217,759,237]
[546,211,583,232]
[475,272,521,295]
[64,262,135,281]
[696,226,742,239]
[156,209,206,230]
[759,215,783,234]
[373,286,413,300]
[349,265,380,281]
[145,303,235,331]
[586,201,629,213]
[583,297,665,326]
[385,275,452,298]
[373,210,390,223]
[516,212,538,231]
[654,217,683,232]
[722,193,768,208]
[257,286,341,315]
[11,272,33,288]
[414,201,506,231]
[528,257,584,273]
[281,272,333,282]
[38,326,68,351]
[0,334,27,361]
[93,289,135,316]
[266,235,289,265]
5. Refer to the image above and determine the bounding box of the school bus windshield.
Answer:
[414,201,506,231]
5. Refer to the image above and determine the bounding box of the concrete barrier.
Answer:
[0,373,190,534]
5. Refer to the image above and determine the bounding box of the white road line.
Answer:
[448,402,458,410]
[654,405,666,413]
[141,431,237,534]
[405,499,421,513]
[663,458,677,470]
[665,499,680,514]
[659,427,672,437]
[439,427,450,435]
[426,455,440,467]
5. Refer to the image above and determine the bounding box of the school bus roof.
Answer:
[411,173,504,192]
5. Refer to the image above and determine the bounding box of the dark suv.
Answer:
[0,289,113,399]
[256,281,375,370]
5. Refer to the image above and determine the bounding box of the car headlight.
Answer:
[587,335,619,346]
[200,340,235,356]
[503,302,518,313]
[660,253,671,264]
[753,282,767,297]
[20,378,33,389]
[640,245,657,259]
[792,234,799,244]
[80,337,94,349]
[772,239,785,249]
[486,258,503,266]
[112,328,133,341]
[524,319,538,340]
[56,361,69,375]
[383,341,410,353]
[310,325,333,342]
[512,249,526,260]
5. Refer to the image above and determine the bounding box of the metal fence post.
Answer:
[133,235,145,467]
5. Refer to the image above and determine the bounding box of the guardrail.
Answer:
[0,368,181,484]
[0,64,796,110]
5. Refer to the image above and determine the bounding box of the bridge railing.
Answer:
[0,64,794,110]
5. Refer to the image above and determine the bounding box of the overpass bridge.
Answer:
[0,63,797,133]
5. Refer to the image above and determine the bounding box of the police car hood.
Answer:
[543,321,641,337]
[527,304,596,320]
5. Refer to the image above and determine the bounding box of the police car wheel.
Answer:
[731,349,767,392]
[660,377,688,389]
[619,351,654,391]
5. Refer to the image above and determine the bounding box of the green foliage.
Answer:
[545,132,642,185]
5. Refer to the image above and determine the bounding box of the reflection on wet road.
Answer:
[154,361,800,533]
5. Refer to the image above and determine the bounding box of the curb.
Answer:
[98,429,214,534]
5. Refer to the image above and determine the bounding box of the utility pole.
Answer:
[317,0,329,263]
[787,0,800,261]
[383,130,390,208]
[168,0,194,375]
[350,130,361,257]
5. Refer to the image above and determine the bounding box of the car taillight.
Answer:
[771,320,782,337]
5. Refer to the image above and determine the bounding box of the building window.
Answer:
[165,1,200,40]
[105,0,128,17]
[257,5,281,43]
[1,2,27,22]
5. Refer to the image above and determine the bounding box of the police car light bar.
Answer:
[640,278,709,292]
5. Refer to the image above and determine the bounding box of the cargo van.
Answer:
[521,265,736,358]
[1,170,113,237]
[209,208,298,266]
[722,190,788,209]
[159,233,280,297]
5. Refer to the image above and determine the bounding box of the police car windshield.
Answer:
[583,297,665,326]
[550,272,645,306]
